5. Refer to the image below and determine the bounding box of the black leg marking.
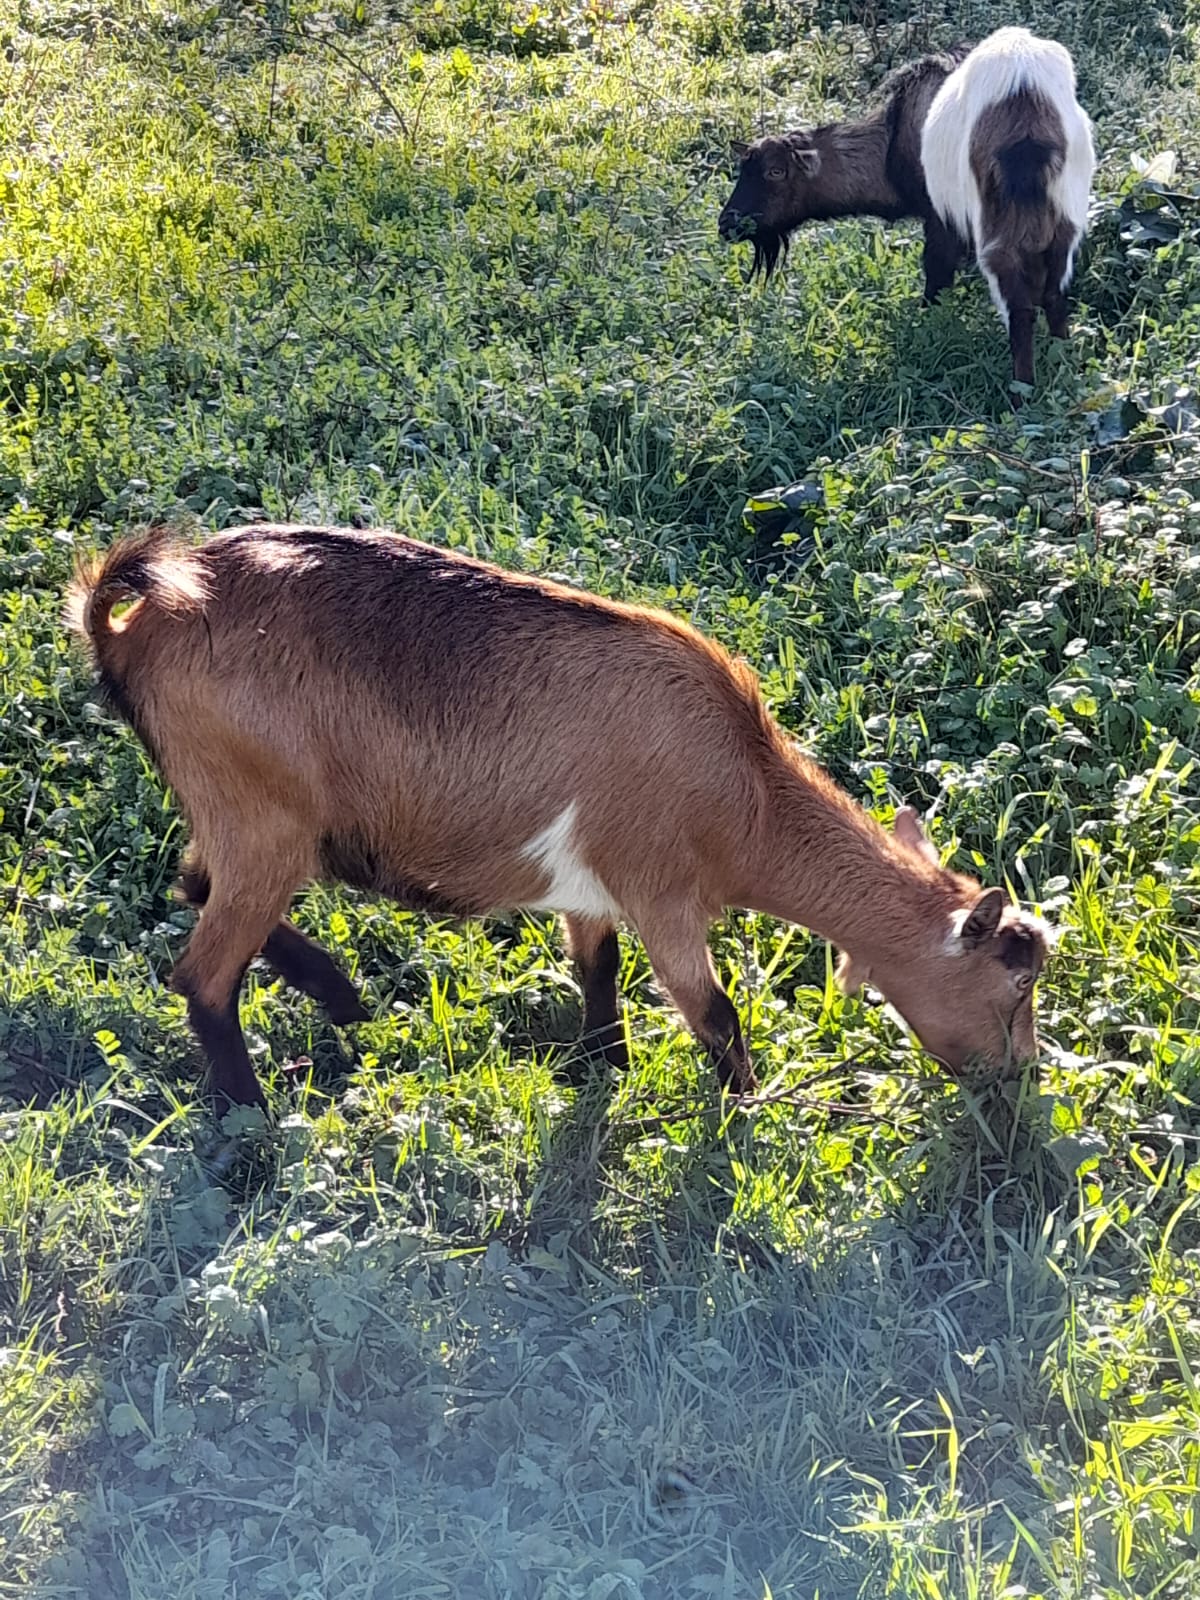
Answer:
[576,928,627,1072]
[701,989,755,1096]
[180,977,267,1113]
[921,218,962,304]
[261,922,370,1026]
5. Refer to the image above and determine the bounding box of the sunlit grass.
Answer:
[0,0,1198,1593]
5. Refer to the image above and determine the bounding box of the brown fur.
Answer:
[970,92,1074,383]
[67,523,1051,1110]
[718,49,971,298]
[971,95,1066,254]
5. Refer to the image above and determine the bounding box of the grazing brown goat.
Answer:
[67,524,1052,1112]
[718,50,971,301]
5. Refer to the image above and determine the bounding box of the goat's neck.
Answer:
[810,117,910,222]
[744,748,954,962]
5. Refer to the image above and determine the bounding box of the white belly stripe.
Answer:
[520,801,622,921]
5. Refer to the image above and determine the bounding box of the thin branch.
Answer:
[290,25,410,140]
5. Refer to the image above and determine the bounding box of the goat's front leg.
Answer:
[636,908,756,1096]
[563,914,627,1075]
[983,248,1037,396]
[921,217,962,303]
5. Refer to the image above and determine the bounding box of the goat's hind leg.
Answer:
[261,923,370,1025]
[1041,224,1077,341]
[171,856,306,1112]
[177,860,368,1026]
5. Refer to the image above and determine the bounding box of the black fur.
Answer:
[318,831,474,919]
[995,138,1061,205]
[751,228,790,281]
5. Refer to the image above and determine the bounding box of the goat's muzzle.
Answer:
[719,211,788,280]
[718,208,754,243]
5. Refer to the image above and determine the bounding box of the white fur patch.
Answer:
[1060,242,1079,294]
[1049,124,1095,268]
[1024,911,1060,949]
[520,802,622,922]
[942,905,1058,956]
[943,906,974,954]
[979,253,1010,328]
[920,27,1096,322]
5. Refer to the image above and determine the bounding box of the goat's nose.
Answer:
[718,208,739,239]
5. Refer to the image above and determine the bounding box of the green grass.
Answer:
[1,0,1199,1593]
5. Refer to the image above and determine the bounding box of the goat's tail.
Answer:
[65,528,209,660]
[992,134,1064,207]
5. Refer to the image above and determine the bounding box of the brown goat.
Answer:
[718,50,971,300]
[67,524,1052,1112]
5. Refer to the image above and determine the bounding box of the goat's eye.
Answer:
[767,166,786,179]
[1014,972,1034,996]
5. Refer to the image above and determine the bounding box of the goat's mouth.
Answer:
[718,210,755,244]
[719,214,791,280]
[935,1046,1033,1086]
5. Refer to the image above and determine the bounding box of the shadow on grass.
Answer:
[507,1056,1103,1585]
[8,1005,1148,1599]
[0,899,1134,1599]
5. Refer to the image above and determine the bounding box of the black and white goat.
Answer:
[921,27,1096,389]
[720,27,1096,393]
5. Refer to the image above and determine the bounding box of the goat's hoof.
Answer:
[571,1026,628,1077]
[326,991,372,1027]
[194,1105,272,1191]
[721,1073,759,1105]
[559,1043,621,1091]
[557,1048,593,1089]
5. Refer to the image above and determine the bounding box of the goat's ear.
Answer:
[730,139,750,160]
[894,805,939,866]
[788,141,821,177]
[836,949,870,995]
[961,888,1005,944]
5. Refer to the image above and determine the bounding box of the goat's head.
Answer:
[836,807,1054,1079]
[718,132,823,278]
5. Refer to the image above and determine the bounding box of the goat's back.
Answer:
[921,27,1094,249]
[940,26,1078,112]
[877,47,971,215]
[77,525,778,916]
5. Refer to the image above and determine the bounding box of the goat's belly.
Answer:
[320,799,625,924]
[317,830,480,919]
